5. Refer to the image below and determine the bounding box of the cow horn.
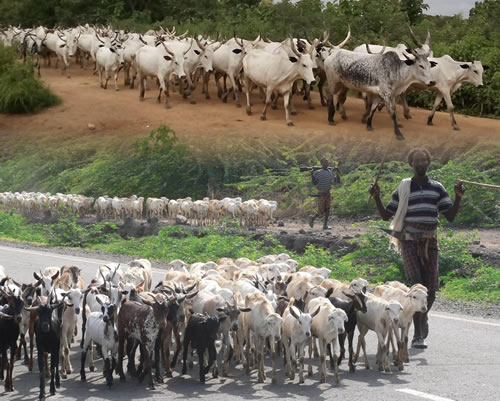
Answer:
[408,25,423,48]
[139,34,147,45]
[403,41,417,57]
[233,32,243,47]
[322,30,329,44]
[195,36,205,51]
[289,37,301,57]
[336,25,351,48]
[365,43,372,54]
[425,29,432,49]
[178,29,188,39]
[183,38,193,55]
[95,33,105,44]
[57,32,66,42]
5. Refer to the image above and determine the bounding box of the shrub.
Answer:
[0,45,60,114]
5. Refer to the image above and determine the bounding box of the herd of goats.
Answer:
[0,24,489,138]
[0,191,279,227]
[0,254,428,399]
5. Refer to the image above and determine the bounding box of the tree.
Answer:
[400,0,429,24]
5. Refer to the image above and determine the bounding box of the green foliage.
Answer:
[0,45,60,114]
[46,206,118,247]
[0,210,48,243]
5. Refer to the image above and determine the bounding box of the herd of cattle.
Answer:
[0,24,489,138]
[0,255,428,399]
[0,191,279,227]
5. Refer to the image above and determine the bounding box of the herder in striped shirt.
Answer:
[308,157,341,230]
[369,148,465,349]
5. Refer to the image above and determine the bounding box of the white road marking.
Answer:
[0,245,166,276]
[430,312,500,328]
[396,389,455,401]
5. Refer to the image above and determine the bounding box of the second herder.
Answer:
[309,157,341,230]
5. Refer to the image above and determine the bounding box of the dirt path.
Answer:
[1,65,499,156]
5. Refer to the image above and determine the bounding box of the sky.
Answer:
[424,0,478,17]
[281,1,481,18]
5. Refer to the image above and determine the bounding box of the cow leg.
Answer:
[284,91,294,126]
[336,87,348,120]
[381,91,404,139]
[98,66,104,88]
[244,76,252,116]
[260,89,272,121]
[444,91,459,130]
[427,92,443,126]
[228,74,240,107]
[401,92,412,119]
[114,69,119,91]
[203,71,211,99]
[138,73,145,101]
[158,77,170,108]
[318,72,327,106]
[327,89,336,125]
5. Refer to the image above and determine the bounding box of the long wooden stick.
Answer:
[367,144,391,205]
[457,179,500,190]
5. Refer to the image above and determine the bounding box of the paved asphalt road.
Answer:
[1,244,499,401]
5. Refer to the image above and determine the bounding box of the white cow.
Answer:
[243,40,316,126]
[134,42,187,108]
[95,44,125,90]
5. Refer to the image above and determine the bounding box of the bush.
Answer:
[0,46,60,114]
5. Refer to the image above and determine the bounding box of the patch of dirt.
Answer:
[0,65,499,160]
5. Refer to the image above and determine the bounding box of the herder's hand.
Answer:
[369,182,380,198]
[454,182,466,199]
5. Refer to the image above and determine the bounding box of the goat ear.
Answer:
[289,305,300,320]
[325,288,333,298]
[311,306,321,318]
[33,272,42,281]
[141,298,154,307]
[362,286,367,294]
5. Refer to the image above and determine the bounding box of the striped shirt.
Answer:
[313,168,335,192]
[386,177,452,227]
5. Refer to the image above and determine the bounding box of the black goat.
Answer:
[326,289,367,373]
[25,295,65,400]
[182,312,222,383]
[0,287,24,392]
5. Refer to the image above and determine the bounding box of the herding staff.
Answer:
[456,179,500,190]
[367,139,393,206]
